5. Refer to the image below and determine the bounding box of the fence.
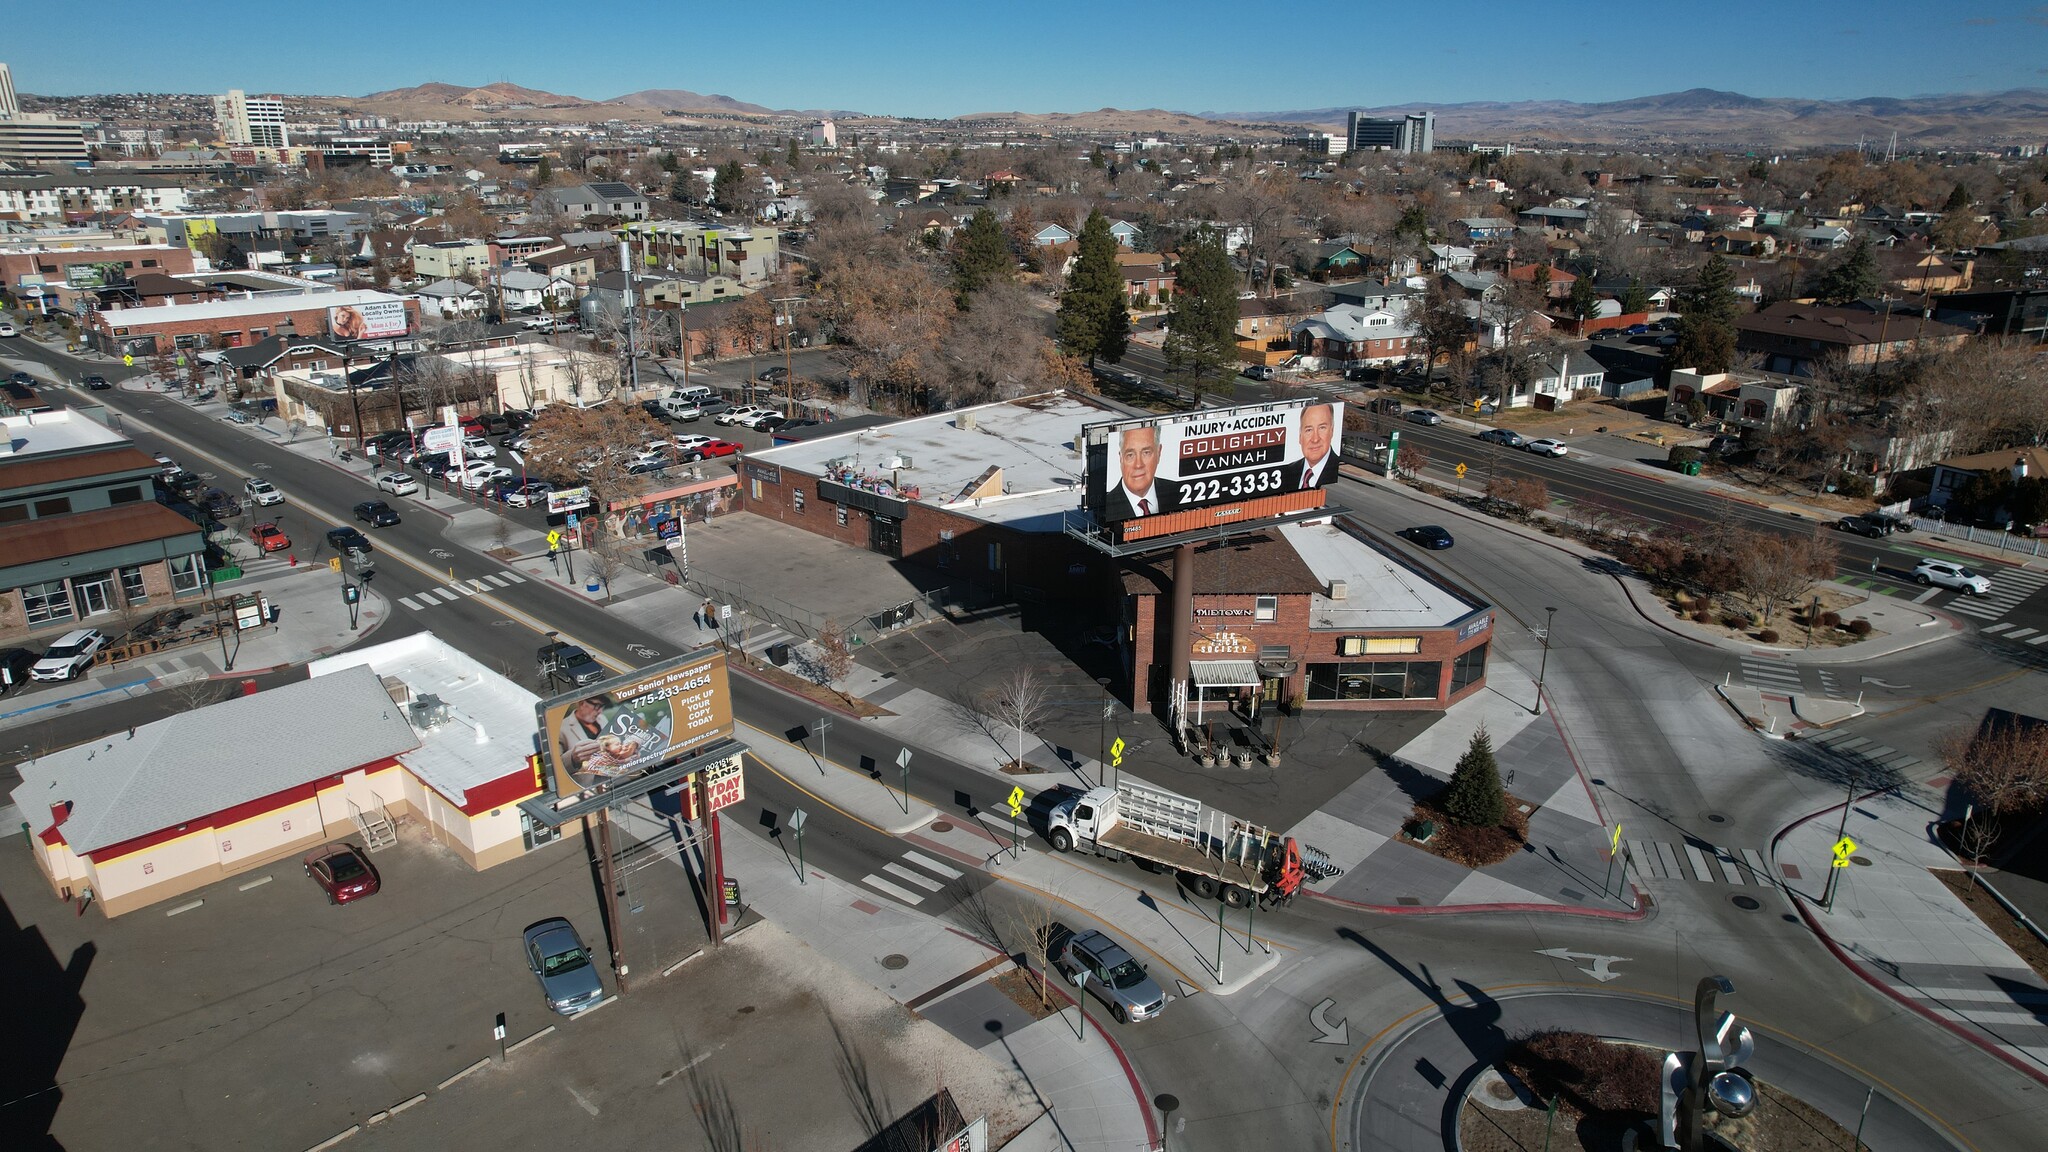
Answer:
[1908,517,2044,558]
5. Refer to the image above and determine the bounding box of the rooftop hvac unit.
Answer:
[957,411,976,431]
[887,454,913,469]
[1328,580,1348,600]
[407,693,450,731]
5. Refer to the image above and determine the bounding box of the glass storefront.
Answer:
[1306,661,1442,701]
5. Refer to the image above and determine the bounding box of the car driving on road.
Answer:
[1405,409,1442,426]
[1477,428,1527,449]
[1913,558,1990,594]
[244,478,286,506]
[1399,525,1455,550]
[325,526,374,557]
[354,500,400,527]
[1053,929,1166,1023]
[1524,438,1567,457]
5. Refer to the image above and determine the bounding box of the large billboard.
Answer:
[1084,398,1344,525]
[328,299,408,340]
[537,649,734,797]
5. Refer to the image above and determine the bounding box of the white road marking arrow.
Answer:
[1533,948,1630,983]
[1858,677,1910,689]
[1310,998,1350,1045]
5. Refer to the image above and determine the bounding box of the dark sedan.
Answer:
[83,374,111,390]
[325,526,374,556]
[1400,525,1455,550]
[354,500,401,527]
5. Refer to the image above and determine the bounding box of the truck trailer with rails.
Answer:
[1043,780,1339,908]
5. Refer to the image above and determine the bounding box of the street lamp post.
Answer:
[1533,606,1557,716]
[1097,677,1113,786]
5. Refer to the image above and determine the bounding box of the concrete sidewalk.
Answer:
[1775,780,2048,1083]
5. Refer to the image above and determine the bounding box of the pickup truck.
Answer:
[537,641,608,688]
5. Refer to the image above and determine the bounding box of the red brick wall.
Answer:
[85,299,421,356]
[0,246,196,287]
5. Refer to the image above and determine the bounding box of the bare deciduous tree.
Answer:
[1729,529,1837,625]
[985,667,1054,772]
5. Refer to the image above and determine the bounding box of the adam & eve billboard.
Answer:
[1083,398,1344,524]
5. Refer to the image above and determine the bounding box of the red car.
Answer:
[700,439,741,458]
[250,522,291,552]
[303,843,380,904]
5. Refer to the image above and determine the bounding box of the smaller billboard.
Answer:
[548,486,593,514]
[537,649,734,798]
[420,424,462,454]
[328,299,408,340]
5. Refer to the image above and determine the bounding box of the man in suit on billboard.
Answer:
[1103,424,1178,521]
[1277,402,1339,492]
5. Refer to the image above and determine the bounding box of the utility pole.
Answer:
[619,241,640,399]
[1821,772,1859,913]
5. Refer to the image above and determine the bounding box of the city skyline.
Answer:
[9,0,2048,119]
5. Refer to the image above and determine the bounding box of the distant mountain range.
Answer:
[342,82,2048,147]
[1206,88,2048,147]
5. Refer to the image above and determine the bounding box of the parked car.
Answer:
[1240,364,1276,380]
[163,470,204,498]
[627,459,669,476]
[695,398,733,419]
[250,522,290,552]
[1405,409,1442,426]
[461,435,497,459]
[1913,558,1990,594]
[1365,397,1403,415]
[1623,323,1650,335]
[671,434,713,456]
[477,413,513,435]
[738,410,786,432]
[699,439,741,458]
[757,366,790,385]
[31,628,109,681]
[377,472,421,496]
[417,453,456,478]
[462,464,515,490]
[0,321,17,337]
[354,499,400,527]
[1523,438,1568,457]
[0,646,38,692]
[523,918,606,1016]
[715,405,772,427]
[200,488,243,519]
[325,526,374,556]
[1053,929,1167,1023]
[303,844,380,905]
[83,374,111,390]
[504,479,555,508]
[1477,428,1527,448]
[1399,525,1455,550]
[1835,516,1887,538]
[244,478,286,507]
[153,453,177,472]
[640,399,673,423]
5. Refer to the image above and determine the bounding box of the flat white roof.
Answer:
[0,408,129,455]
[308,633,540,807]
[1280,521,1481,631]
[92,287,401,327]
[747,393,1101,532]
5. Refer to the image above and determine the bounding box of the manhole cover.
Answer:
[931,821,953,833]
[880,954,909,970]
[1704,812,1729,824]
[1731,895,1762,910]
[1851,856,1873,866]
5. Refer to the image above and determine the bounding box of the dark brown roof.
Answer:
[1736,301,1973,346]
[1121,531,1323,597]
[129,272,204,299]
[527,248,592,269]
[4,501,205,568]
[0,446,160,494]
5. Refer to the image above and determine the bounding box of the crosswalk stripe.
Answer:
[2005,628,2037,640]
[480,574,508,588]
[882,862,945,891]
[860,874,926,905]
[399,595,425,611]
[1715,849,1745,885]
[2031,634,2048,645]
[1630,841,1664,879]
[454,582,477,596]
[901,851,964,879]
[432,588,459,602]
[1985,622,2015,634]
[1913,587,1941,603]
[1740,849,1772,885]
[1683,844,1715,882]
[499,570,526,583]
[1831,737,1870,751]
[1655,841,1683,879]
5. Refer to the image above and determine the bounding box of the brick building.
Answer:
[0,244,197,312]
[80,289,419,358]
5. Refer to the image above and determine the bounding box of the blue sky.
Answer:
[12,0,2048,117]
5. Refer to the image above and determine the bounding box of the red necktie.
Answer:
[1138,498,1150,514]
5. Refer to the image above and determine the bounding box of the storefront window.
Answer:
[168,553,205,595]
[1255,595,1277,622]
[120,566,148,606]
[21,579,75,625]
[1449,644,1487,696]
[1307,661,1441,701]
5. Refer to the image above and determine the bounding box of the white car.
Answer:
[243,478,286,506]
[625,450,668,470]
[32,628,109,681]
[461,435,497,459]
[672,434,713,454]
[715,405,770,427]
[461,464,515,490]
[376,472,421,496]
[503,481,554,508]
[0,321,17,337]
[1523,438,1568,458]
[1913,558,1991,595]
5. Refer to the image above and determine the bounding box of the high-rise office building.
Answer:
[0,64,89,166]
[0,62,19,119]
[214,89,288,147]
[1345,111,1434,154]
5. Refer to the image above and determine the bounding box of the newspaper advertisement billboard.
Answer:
[537,649,733,797]
[1083,398,1344,524]
[328,299,408,340]
[548,486,593,514]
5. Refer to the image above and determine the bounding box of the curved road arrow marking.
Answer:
[1310,998,1350,1045]
[1858,676,1910,689]
[1533,948,1629,983]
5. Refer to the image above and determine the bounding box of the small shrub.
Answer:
[1820,610,1841,628]
[1721,614,1747,629]
[1691,610,1712,624]
[1757,628,1780,644]
[1848,618,1872,636]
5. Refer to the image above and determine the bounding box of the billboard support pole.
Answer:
[700,770,727,940]
[1168,542,1196,743]
[597,808,629,994]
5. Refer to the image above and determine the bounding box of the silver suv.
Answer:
[1913,558,1991,595]
[1054,929,1167,1023]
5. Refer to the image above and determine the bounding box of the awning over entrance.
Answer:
[1190,660,1259,688]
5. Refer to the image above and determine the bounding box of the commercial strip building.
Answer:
[0,409,209,642]
[0,170,193,221]
[736,393,1491,716]
[11,634,561,918]
[79,287,419,358]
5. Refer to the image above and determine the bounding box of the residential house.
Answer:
[416,278,486,320]
[1790,225,1853,251]
[1734,302,1974,376]
[1235,296,1317,354]
[1516,205,1589,231]
[1505,263,1576,300]
[1877,242,1970,294]
[411,239,491,282]
[1117,252,1173,309]
[1665,368,1801,431]
[1440,269,1502,301]
[537,182,649,222]
[579,269,751,327]
[900,208,964,242]
[0,410,210,643]
[1312,242,1366,279]
[1519,347,1606,410]
[526,246,602,287]
[1929,446,2048,523]
[1708,230,1776,257]
[495,269,576,314]
[489,234,556,265]
[1453,217,1516,242]
[1031,223,1074,247]
[1107,219,1143,247]
[618,221,782,286]
[1425,244,1477,272]
[1325,279,1418,315]
[1289,305,1417,366]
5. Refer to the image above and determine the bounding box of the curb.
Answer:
[1306,890,1652,920]
[1770,794,2048,1088]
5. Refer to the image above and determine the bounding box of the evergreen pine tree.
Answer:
[951,208,1012,306]
[1396,204,1430,243]
[1440,726,1507,827]
[1056,210,1130,366]
[1162,225,1241,405]
[1943,182,1970,213]
[1619,278,1651,315]
[712,160,748,212]
[1671,255,1739,374]
[1569,271,1601,322]
[535,155,552,186]
[1814,237,1880,305]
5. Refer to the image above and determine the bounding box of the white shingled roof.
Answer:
[11,665,420,855]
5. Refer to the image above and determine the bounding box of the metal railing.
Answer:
[1909,517,2044,558]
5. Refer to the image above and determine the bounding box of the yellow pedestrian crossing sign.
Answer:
[1006,786,1025,818]
[1455,463,1468,478]
[1110,737,1126,768]
[1831,836,1857,867]
[123,354,134,367]
[328,557,342,572]
[546,529,562,550]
